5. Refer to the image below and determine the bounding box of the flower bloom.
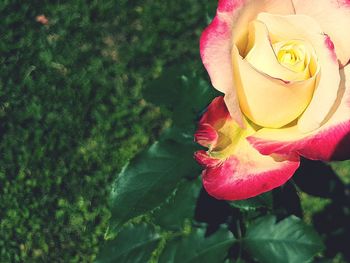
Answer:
[195,0,350,200]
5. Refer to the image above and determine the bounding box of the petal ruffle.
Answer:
[194,123,218,148]
[194,150,222,167]
[247,66,350,161]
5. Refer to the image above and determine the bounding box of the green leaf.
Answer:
[110,139,200,229]
[229,192,272,211]
[144,67,186,108]
[172,74,217,128]
[96,223,160,263]
[152,179,201,231]
[159,227,235,263]
[144,66,218,129]
[243,215,324,263]
[160,125,196,145]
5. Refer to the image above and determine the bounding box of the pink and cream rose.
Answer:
[195,0,350,200]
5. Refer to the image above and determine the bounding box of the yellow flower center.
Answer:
[274,40,308,73]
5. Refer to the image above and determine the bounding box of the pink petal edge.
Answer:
[202,154,300,200]
[247,118,350,161]
[199,0,245,126]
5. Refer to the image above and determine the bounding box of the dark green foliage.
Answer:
[144,66,219,130]
[158,228,235,263]
[109,140,199,230]
[152,179,201,231]
[296,160,350,261]
[0,0,216,262]
[229,192,273,211]
[108,66,218,230]
[243,215,324,263]
[96,223,160,263]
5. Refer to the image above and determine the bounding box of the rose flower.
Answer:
[195,0,350,200]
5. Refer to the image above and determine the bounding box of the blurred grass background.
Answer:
[0,0,215,262]
[1,1,349,262]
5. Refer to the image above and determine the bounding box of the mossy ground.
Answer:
[0,1,215,262]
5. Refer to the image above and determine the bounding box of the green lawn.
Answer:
[0,1,215,262]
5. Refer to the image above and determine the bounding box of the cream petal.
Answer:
[257,13,341,133]
[232,0,296,53]
[292,0,350,66]
[245,20,313,81]
[248,65,350,161]
[200,0,295,126]
[233,45,316,128]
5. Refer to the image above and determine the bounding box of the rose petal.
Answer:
[233,45,316,128]
[247,66,350,161]
[202,143,300,201]
[200,2,244,126]
[292,0,350,66]
[199,96,230,128]
[256,13,341,133]
[200,0,295,126]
